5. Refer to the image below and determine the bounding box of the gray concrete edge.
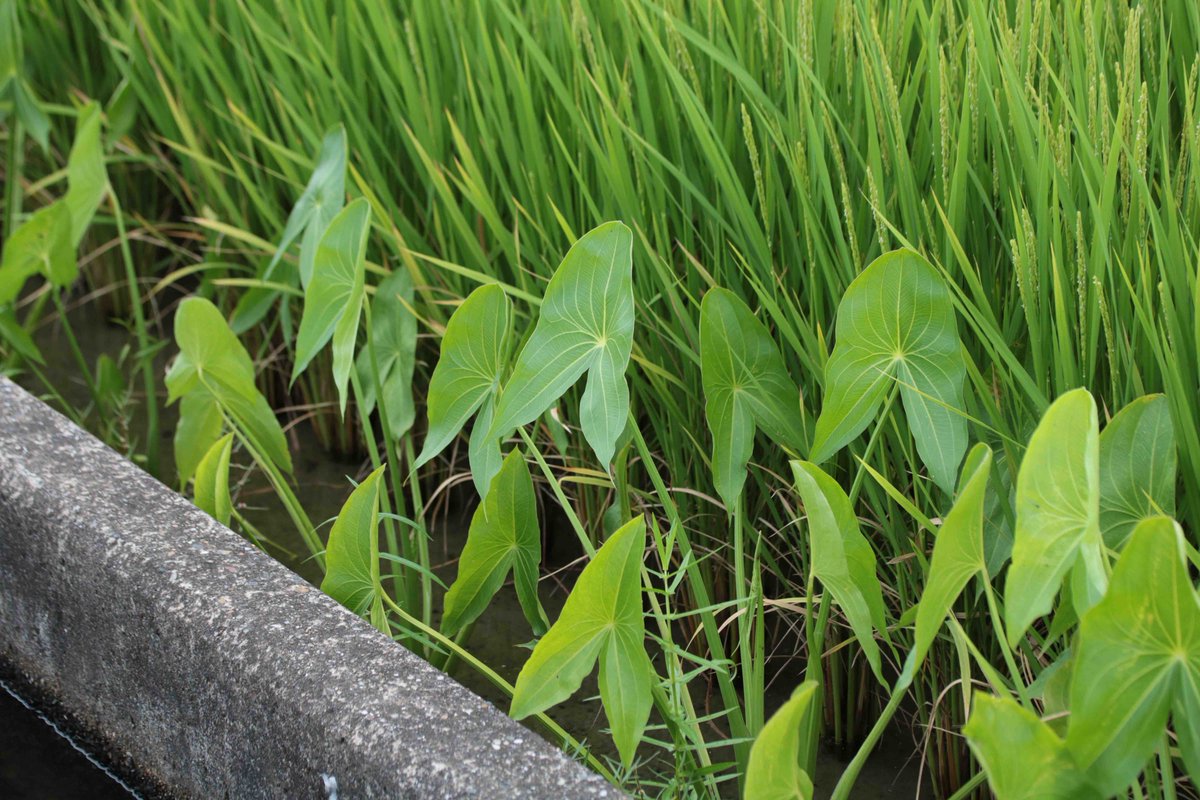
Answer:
[0,377,618,799]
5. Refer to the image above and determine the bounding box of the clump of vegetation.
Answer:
[3,1,1199,797]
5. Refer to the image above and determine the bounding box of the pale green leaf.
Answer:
[1067,516,1200,794]
[64,102,108,247]
[293,197,371,415]
[913,443,992,669]
[174,390,223,486]
[810,249,966,493]
[790,461,887,683]
[1005,389,1103,646]
[744,681,818,800]
[166,297,291,476]
[1098,394,1176,547]
[356,269,417,437]
[322,465,388,634]
[964,693,1093,800]
[0,201,74,302]
[231,125,347,332]
[511,515,651,768]
[442,450,546,636]
[0,307,43,363]
[491,221,634,468]
[193,433,234,526]
[414,283,511,495]
[700,287,802,508]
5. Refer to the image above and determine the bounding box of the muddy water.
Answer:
[13,304,925,797]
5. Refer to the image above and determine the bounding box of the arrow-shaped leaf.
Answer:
[193,433,234,526]
[912,443,992,669]
[231,125,347,332]
[790,460,888,683]
[700,287,802,509]
[964,693,1093,800]
[1098,394,1176,547]
[356,268,417,438]
[442,449,546,636]
[1067,516,1200,793]
[491,221,634,468]
[811,249,967,493]
[322,465,388,634]
[293,197,371,415]
[414,283,511,496]
[166,297,291,477]
[744,681,819,800]
[510,515,652,768]
[1005,388,1103,646]
[0,200,74,303]
[64,102,108,248]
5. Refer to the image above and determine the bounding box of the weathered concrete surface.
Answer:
[0,378,618,799]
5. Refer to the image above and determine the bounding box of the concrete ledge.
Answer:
[0,378,617,799]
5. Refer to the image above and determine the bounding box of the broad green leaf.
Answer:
[964,693,1092,800]
[0,201,74,303]
[1067,516,1200,793]
[491,221,634,468]
[322,466,388,634]
[64,103,108,247]
[810,249,967,493]
[700,287,802,508]
[442,450,546,636]
[0,307,43,363]
[511,515,651,768]
[193,433,234,526]
[174,390,223,485]
[790,461,887,683]
[912,443,992,669]
[1098,395,1176,547]
[356,269,417,437]
[414,283,511,495]
[293,197,370,415]
[231,125,347,333]
[1005,389,1103,646]
[166,297,291,477]
[744,681,818,800]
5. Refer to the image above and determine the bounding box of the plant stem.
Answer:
[110,190,159,477]
[517,425,595,556]
[830,675,911,800]
[626,421,751,773]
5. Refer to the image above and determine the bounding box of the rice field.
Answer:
[3,1,1200,797]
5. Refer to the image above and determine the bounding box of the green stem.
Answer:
[627,421,751,771]
[110,190,159,477]
[50,290,100,405]
[944,771,987,800]
[982,575,1030,707]
[517,426,595,556]
[359,304,410,607]
[830,675,911,800]
[224,407,322,568]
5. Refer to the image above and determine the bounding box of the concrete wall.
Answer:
[0,378,618,799]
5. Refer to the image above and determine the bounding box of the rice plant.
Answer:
[4,0,1200,797]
